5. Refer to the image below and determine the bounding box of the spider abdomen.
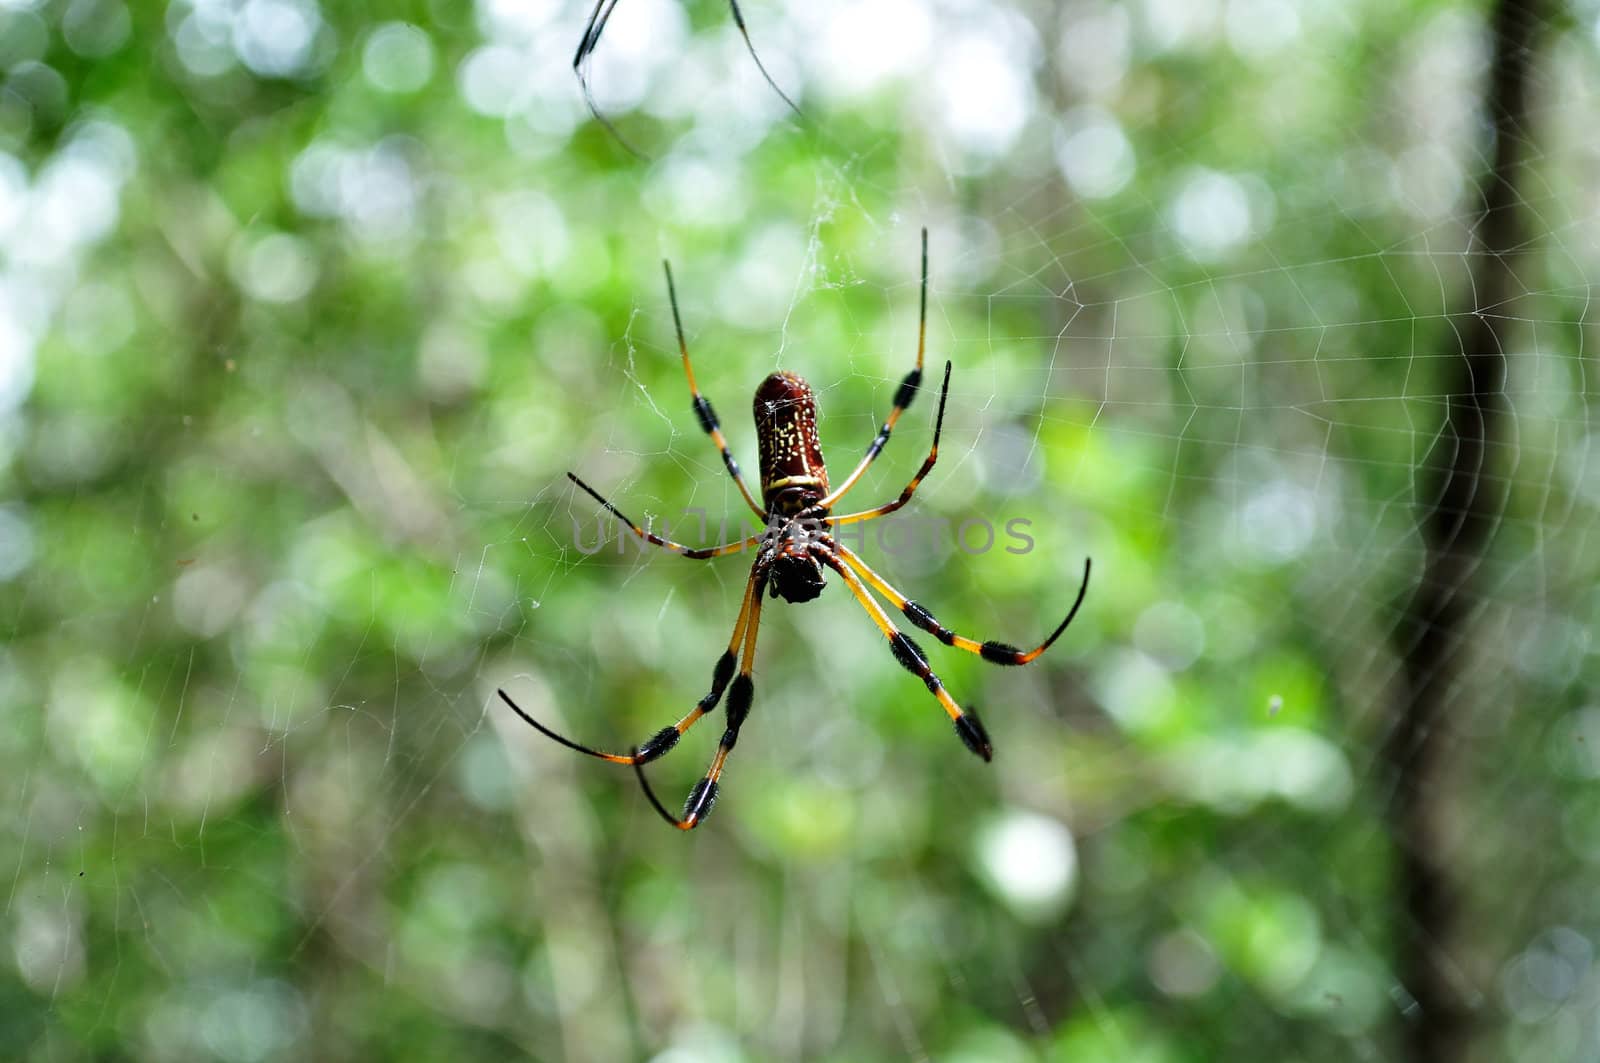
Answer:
[754,372,828,514]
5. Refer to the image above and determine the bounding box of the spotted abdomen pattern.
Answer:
[753,371,828,512]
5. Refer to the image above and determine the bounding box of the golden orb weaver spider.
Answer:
[573,0,801,156]
[498,229,1092,831]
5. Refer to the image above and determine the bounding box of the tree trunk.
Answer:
[1386,0,1542,1060]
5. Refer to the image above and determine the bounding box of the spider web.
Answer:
[4,0,1599,1060]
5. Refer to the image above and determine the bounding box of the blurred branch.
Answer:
[1385,0,1544,1059]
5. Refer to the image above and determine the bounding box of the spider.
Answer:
[573,0,800,156]
[498,229,1092,831]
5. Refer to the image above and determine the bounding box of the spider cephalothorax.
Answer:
[766,529,828,603]
[500,230,1092,831]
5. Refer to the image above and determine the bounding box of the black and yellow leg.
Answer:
[496,573,760,765]
[827,359,950,527]
[819,548,992,761]
[634,573,768,829]
[835,544,1091,666]
[662,261,765,518]
[568,472,763,559]
[819,229,933,509]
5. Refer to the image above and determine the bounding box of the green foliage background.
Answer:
[3,0,1598,1059]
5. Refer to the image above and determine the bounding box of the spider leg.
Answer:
[826,359,950,527]
[573,0,614,69]
[817,229,931,510]
[836,544,1090,665]
[634,570,768,830]
[817,545,992,761]
[496,568,761,765]
[568,472,763,559]
[572,0,647,159]
[574,0,796,155]
[663,260,765,519]
[726,0,802,118]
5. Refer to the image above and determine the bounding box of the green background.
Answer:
[2,0,1597,1059]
